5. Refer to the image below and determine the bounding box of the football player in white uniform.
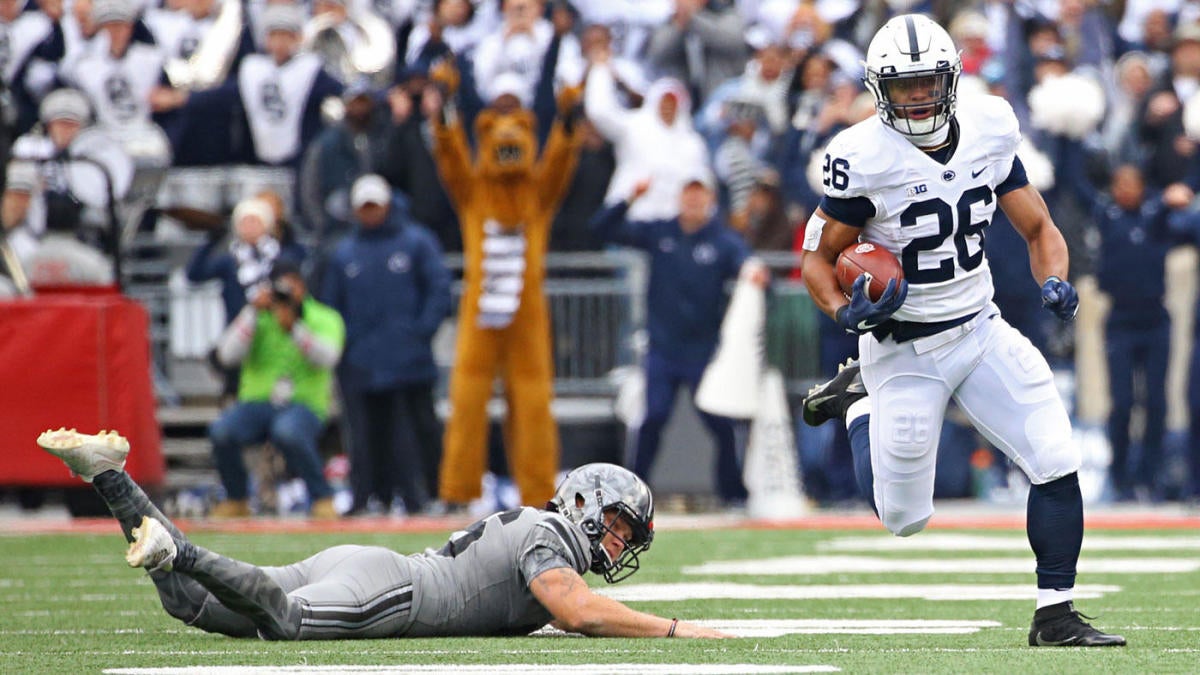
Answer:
[799,15,1124,647]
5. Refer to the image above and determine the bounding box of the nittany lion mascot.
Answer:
[430,62,582,507]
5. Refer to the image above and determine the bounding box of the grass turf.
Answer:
[1,525,1197,674]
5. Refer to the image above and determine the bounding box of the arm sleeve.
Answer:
[583,63,630,142]
[184,237,228,283]
[817,195,875,227]
[589,201,654,249]
[995,155,1030,197]
[290,308,344,369]
[216,306,258,367]
[518,517,591,583]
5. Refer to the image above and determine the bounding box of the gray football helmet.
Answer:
[548,463,654,584]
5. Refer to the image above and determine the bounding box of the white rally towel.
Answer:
[695,258,766,419]
[744,368,809,519]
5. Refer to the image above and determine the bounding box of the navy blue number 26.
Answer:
[899,186,993,284]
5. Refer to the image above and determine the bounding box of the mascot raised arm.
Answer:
[430,60,583,508]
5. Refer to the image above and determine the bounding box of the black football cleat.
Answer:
[1028,601,1126,647]
[802,358,867,427]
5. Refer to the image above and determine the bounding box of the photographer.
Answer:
[207,260,345,519]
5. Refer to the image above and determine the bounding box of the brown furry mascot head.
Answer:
[474,108,538,180]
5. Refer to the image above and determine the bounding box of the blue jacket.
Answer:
[319,198,452,389]
[185,235,307,323]
[591,201,749,365]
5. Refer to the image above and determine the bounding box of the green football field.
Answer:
[3,518,1199,674]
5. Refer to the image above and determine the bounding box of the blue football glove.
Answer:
[1041,275,1078,321]
[836,275,908,335]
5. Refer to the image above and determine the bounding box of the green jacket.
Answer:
[238,297,345,419]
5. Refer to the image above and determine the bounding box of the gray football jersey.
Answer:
[403,507,594,637]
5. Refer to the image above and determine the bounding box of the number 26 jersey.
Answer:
[818,95,1025,324]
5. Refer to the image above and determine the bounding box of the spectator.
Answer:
[319,174,452,516]
[739,168,794,251]
[1135,21,1200,189]
[1,0,66,136]
[1085,167,1191,502]
[3,159,113,286]
[645,0,748,103]
[472,0,583,105]
[150,3,344,168]
[379,69,462,252]
[714,97,769,222]
[589,172,768,507]
[59,0,165,132]
[299,80,391,252]
[584,54,707,221]
[698,42,793,144]
[402,0,498,67]
[578,22,648,108]
[207,259,345,519]
[549,117,615,253]
[4,87,132,262]
[186,196,306,403]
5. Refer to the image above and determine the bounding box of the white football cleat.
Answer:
[125,515,176,572]
[36,428,129,483]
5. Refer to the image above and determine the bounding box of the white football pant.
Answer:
[859,305,1080,537]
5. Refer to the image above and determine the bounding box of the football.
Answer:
[835,241,904,302]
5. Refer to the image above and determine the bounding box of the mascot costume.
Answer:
[431,62,582,507]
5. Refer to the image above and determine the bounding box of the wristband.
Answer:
[667,618,678,638]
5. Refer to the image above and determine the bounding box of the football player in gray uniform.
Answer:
[37,428,730,640]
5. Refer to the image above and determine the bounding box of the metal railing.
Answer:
[139,244,824,403]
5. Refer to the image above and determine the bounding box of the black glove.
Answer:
[1040,276,1078,321]
[836,275,908,335]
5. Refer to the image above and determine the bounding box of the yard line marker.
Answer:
[599,582,1121,602]
[682,556,1200,576]
[104,665,839,674]
[822,534,1200,552]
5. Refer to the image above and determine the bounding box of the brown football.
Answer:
[835,241,904,302]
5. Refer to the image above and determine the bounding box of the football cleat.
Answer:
[125,516,177,573]
[801,359,867,427]
[1028,601,1126,647]
[36,428,129,483]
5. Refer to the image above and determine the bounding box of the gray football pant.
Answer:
[92,471,415,640]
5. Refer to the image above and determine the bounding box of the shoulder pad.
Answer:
[822,118,904,199]
[960,95,1021,161]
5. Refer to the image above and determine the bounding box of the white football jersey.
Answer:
[816,95,1022,323]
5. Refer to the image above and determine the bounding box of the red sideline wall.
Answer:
[0,294,164,487]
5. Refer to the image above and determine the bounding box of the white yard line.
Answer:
[682,556,1200,576]
[821,534,1200,552]
[598,582,1121,602]
[103,666,839,675]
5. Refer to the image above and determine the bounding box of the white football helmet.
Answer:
[863,14,962,139]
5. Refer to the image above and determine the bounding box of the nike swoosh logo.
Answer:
[806,394,835,409]
[971,167,986,179]
[1035,631,1081,646]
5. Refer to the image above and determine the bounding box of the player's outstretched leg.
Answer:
[1026,473,1126,647]
[36,428,186,543]
[801,360,876,513]
[38,428,263,637]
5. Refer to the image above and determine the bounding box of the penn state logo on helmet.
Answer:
[863,14,962,141]
[548,463,654,584]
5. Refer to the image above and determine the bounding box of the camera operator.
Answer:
[207,259,346,519]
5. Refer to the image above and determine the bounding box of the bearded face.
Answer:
[475,108,537,179]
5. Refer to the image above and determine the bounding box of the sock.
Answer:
[92,470,187,544]
[1027,472,1083,602]
[1037,588,1074,610]
[175,543,299,640]
[846,412,878,516]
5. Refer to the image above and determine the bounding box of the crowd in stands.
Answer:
[6,0,1200,512]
